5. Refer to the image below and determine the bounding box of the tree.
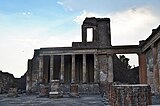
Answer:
[119,55,131,69]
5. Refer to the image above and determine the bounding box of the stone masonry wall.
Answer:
[0,70,16,93]
[146,48,155,93]
[113,55,139,84]
[158,41,160,93]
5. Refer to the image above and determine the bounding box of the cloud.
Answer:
[57,1,73,11]
[57,0,112,12]
[22,12,31,15]
[73,10,106,24]
[110,7,159,45]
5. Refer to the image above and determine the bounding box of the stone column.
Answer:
[94,54,99,83]
[50,55,54,82]
[83,54,87,83]
[108,55,113,82]
[138,53,147,84]
[60,55,64,83]
[39,56,43,83]
[72,54,76,83]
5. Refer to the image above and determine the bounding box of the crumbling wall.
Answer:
[15,74,26,91]
[0,70,16,93]
[113,55,139,84]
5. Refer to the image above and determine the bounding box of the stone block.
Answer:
[39,84,49,97]
[49,80,63,98]
[69,84,79,97]
[7,88,18,97]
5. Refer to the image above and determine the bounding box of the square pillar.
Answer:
[39,56,43,83]
[138,53,147,84]
[108,55,113,82]
[50,55,54,82]
[60,55,64,83]
[83,54,87,83]
[152,45,159,93]
[94,54,99,83]
[72,54,76,83]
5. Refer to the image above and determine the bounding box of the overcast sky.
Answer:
[0,0,160,78]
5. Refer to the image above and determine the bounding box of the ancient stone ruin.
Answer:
[26,17,160,104]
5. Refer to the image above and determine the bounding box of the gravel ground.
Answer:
[0,94,159,106]
[152,95,160,105]
[0,94,105,106]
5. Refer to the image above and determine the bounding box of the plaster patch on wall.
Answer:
[100,71,107,81]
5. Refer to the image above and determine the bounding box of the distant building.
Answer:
[26,17,160,95]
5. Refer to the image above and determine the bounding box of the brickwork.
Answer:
[107,84,152,106]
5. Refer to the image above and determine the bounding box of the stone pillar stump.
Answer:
[7,88,18,97]
[49,80,63,98]
[69,84,79,97]
[39,84,49,97]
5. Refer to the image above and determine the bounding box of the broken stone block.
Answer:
[7,88,18,97]
[49,80,63,98]
[69,84,79,98]
[39,84,49,97]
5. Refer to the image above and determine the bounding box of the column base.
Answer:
[49,92,63,98]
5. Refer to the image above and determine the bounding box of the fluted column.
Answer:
[71,54,76,83]
[60,55,64,83]
[94,54,99,83]
[108,55,113,82]
[83,54,87,83]
[39,56,43,83]
[50,55,54,82]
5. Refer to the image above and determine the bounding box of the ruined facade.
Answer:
[139,25,160,94]
[26,17,160,95]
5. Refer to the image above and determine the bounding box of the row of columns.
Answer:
[39,54,100,84]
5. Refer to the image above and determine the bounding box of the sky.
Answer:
[0,0,160,78]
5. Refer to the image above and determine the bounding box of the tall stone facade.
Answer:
[139,25,160,94]
[26,17,160,95]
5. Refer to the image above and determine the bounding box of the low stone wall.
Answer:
[61,84,100,95]
[107,84,152,106]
